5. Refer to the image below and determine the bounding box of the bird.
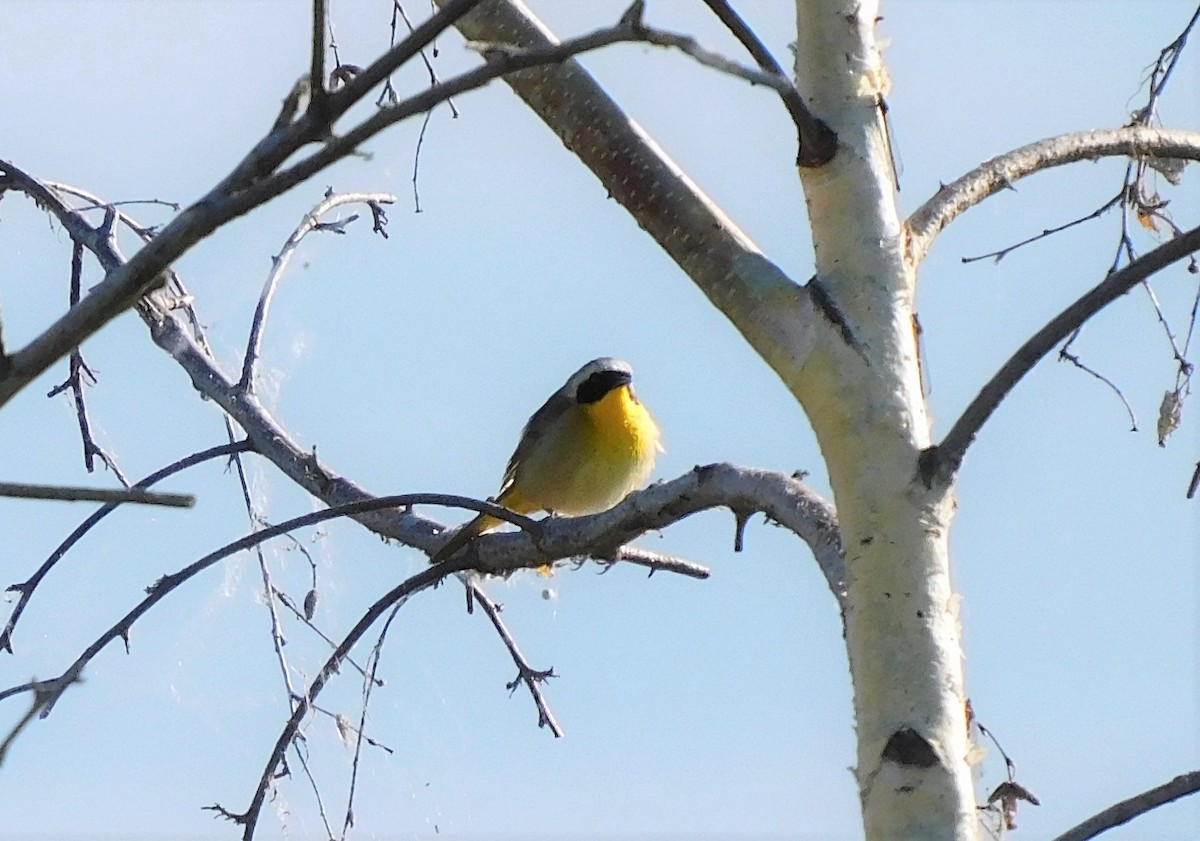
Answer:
[431,357,661,563]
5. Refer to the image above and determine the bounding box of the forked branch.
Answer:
[699,0,836,166]
[906,127,1200,266]
[921,224,1200,485]
[3,0,773,409]
[441,0,815,393]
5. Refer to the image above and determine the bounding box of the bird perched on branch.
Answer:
[431,357,661,563]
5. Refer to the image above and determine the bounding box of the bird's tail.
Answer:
[430,512,501,563]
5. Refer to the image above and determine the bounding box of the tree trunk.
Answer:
[792,1,975,838]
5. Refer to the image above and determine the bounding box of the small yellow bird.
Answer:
[432,357,661,562]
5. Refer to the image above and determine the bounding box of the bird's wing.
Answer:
[498,389,570,496]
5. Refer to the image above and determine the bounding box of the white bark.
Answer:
[444,0,822,385]
[792,1,975,839]
[445,1,979,837]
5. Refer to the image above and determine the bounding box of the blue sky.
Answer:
[0,2,1197,840]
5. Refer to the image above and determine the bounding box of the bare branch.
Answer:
[0,0,817,409]
[310,0,328,109]
[226,558,459,840]
[1051,770,1200,841]
[699,0,836,166]
[470,585,563,736]
[239,191,396,391]
[0,483,193,507]
[0,0,483,409]
[921,224,1200,485]
[0,441,251,654]
[0,494,476,716]
[439,0,814,392]
[906,127,1200,266]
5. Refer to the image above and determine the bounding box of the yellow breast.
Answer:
[505,385,660,516]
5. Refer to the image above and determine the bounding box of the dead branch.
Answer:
[921,224,1200,485]
[440,0,814,388]
[699,0,836,166]
[470,584,563,736]
[240,191,396,391]
[1051,770,1200,841]
[0,483,193,507]
[906,127,1200,267]
[0,441,251,654]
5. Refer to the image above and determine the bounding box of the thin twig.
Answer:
[239,191,396,392]
[229,451,300,721]
[905,127,1200,267]
[922,224,1200,485]
[601,545,710,579]
[1129,5,1200,126]
[0,441,251,654]
[411,110,434,212]
[291,737,336,840]
[387,0,459,116]
[470,585,563,736]
[342,603,404,835]
[0,483,194,507]
[1057,350,1139,431]
[45,239,119,478]
[961,192,1124,264]
[271,586,382,686]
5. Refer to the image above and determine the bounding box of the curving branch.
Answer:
[0,0,481,406]
[0,491,511,715]
[905,126,1200,267]
[458,463,844,603]
[211,557,456,840]
[440,0,817,391]
[239,191,396,391]
[0,441,252,654]
[1051,770,1200,841]
[921,224,1200,485]
[699,0,836,166]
